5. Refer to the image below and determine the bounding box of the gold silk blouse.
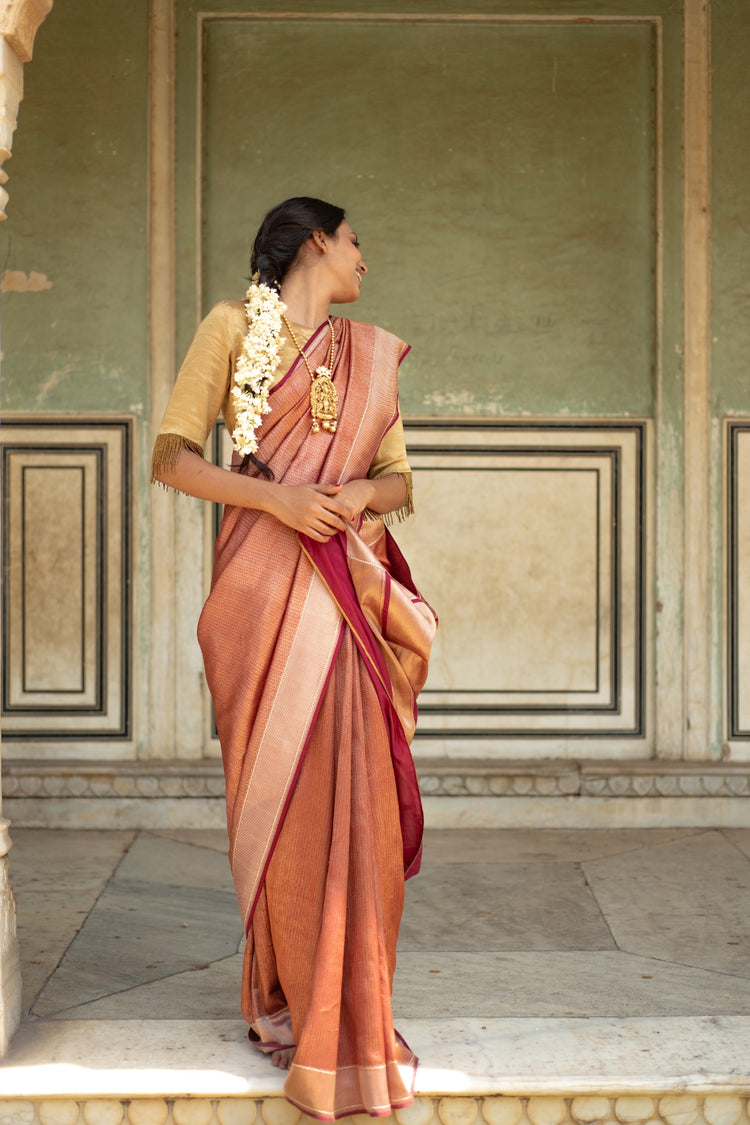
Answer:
[152,301,411,490]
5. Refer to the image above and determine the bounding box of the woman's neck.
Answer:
[279,269,330,329]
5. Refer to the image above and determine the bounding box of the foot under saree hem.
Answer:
[248,1013,294,1053]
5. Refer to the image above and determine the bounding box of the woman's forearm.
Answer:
[361,473,409,515]
[156,449,408,515]
[154,447,276,510]
[154,449,409,539]
[154,447,354,543]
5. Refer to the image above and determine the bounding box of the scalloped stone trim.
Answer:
[3,760,749,802]
[0,1095,747,1125]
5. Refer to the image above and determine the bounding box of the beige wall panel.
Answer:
[414,463,604,697]
[392,423,648,754]
[9,459,93,700]
[2,420,131,749]
[728,424,750,747]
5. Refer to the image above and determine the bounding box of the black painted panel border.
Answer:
[728,422,750,740]
[1,418,132,739]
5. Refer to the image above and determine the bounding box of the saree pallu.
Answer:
[197,318,437,1121]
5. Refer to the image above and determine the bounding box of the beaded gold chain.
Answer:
[282,314,338,434]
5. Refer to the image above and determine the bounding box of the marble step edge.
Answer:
[2,1017,750,1100]
[2,758,749,801]
[0,1095,749,1125]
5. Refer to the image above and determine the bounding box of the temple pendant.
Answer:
[310,368,338,434]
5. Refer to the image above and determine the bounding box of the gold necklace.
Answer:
[282,314,338,434]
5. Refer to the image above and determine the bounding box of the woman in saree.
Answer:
[151,197,436,1121]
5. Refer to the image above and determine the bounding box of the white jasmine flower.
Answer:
[231,280,287,456]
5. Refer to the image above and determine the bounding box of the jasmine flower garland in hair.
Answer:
[230,276,286,456]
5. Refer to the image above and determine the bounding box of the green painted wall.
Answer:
[194,16,662,418]
[0,0,149,415]
[712,0,750,416]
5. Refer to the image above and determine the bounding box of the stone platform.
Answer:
[1,829,749,1121]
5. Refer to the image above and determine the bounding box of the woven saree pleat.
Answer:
[242,629,416,1119]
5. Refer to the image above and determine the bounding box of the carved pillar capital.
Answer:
[0,36,23,219]
[0,0,54,219]
[0,819,11,859]
[0,0,52,62]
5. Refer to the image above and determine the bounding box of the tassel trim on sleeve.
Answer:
[363,471,414,526]
[150,433,205,487]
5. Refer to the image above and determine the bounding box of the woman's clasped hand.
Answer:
[264,479,376,541]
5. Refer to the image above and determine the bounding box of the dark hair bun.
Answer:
[254,252,279,287]
[250,197,346,291]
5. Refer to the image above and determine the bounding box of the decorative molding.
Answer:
[3,760,226,800]
[1,419,132,739]
[4,758,748,803]
[418,759,749,800]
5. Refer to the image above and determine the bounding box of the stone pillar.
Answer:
[0,815,21,1055]
[0,26,24,1040]
[683,0,715,757]
[0,0,55,1055]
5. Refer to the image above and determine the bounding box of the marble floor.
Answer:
[3,826,750,1096]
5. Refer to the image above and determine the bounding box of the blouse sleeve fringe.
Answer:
[150,433,205,487]
[363,471,414,526]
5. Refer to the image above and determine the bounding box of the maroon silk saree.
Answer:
[197,318,437,1120]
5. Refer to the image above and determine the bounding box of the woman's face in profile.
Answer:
[325,221,367,304]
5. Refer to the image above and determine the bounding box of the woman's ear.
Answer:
[311,230,327,253]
